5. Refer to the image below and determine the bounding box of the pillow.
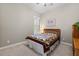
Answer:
[52,33,57,39]
[48,33,54,36]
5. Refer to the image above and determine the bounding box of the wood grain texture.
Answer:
[73,25,79,38]
[73,38,79,49]
[73,25,79,56]
[44,29,61,37]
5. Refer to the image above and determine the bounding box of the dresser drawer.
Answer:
[74,49,79,56]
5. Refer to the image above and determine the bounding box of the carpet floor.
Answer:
[0,42,73,56]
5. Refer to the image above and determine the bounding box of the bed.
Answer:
[25,29,61,56]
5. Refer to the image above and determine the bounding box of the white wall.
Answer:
[40,4,79,43]
[0,4,38,47]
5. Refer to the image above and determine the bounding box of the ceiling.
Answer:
[27,3,67,14]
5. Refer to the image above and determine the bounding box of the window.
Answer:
[34,16,40,34]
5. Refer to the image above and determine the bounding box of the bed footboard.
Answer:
[27,39,60,56]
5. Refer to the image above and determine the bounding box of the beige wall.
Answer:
[0,4,38,47]
[0,3,79,47]
[40,4,79,43]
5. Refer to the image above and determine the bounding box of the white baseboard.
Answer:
[0,41,72,50]
[61,41,72,46]
[0,41,26,50]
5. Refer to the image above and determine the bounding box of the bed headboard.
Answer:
[43,29,61,36]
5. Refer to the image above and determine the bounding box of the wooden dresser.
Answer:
[73,25,79,56]
[73,38,79,55]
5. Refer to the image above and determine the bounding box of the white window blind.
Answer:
[34,16,40,34]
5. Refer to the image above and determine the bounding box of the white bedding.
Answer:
[31,34,49,39]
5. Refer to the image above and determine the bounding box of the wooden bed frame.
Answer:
[25,29,61,56]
